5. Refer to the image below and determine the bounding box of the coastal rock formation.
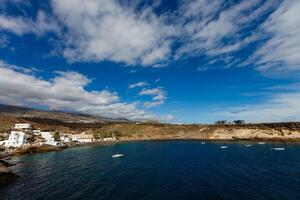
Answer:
[9,145,63,156]
[0,159,18,186]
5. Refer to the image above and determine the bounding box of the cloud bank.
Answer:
[0,61,158,120]
[1,0,299,74]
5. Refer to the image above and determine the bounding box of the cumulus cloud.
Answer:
[0,61,158,120]
[51,0,175,66]
[139,87,166,108]
[0,10,59,35]
[129,81,148,89]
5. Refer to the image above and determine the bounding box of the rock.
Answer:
[0,159,18,186]
[0,159,15,167]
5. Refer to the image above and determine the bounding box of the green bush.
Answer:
[53,132,60,141]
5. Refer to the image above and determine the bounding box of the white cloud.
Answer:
[251,0,300,72]
[2,0,297,73]
[176,0,259,57]
[0,15,30,35]
[139,87,166,108]
[51,0,175,66]
[129,81,148,89]
[159,114,174,122]
[176,0,281,67]
[0,61,158,120]
[214,91,300,123]
[0,10,59,35]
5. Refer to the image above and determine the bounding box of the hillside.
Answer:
[0,115,300,141]
[0,104,129,123]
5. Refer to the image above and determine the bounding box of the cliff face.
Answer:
[207,127,300,140]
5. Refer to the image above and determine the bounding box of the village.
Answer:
[0,123,118,150]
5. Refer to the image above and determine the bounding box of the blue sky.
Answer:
[0,0,300,123]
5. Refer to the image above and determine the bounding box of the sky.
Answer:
[0,0,299,124]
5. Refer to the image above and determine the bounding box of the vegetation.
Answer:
[53,132,60,141]
[92,130,122,139]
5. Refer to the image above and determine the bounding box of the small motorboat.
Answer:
[220,146,228,149]
[245,144,252,147]
[201,142,205,144]
[271,147,285,151]
[258,142,265,145]
[112,154,124,158]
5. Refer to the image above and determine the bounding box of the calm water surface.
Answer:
[1,141,300,200]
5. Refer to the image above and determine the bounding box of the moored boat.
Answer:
[112,154,124,158]
[271,147,285,151]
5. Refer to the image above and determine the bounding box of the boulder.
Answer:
[0,159,18,186]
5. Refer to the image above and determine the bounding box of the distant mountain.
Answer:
[0,104,130,123]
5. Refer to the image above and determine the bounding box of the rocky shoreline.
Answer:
[0,159,19,186]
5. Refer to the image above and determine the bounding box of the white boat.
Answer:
[220,146,228,149]
[201,142,205,144]
[271,147,285,151]
[245,144,252,147]
[258,142,265,145]
[112,154,124,158]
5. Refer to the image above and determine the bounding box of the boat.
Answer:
[258,142,265,145]
[201,142,205,144]
[112,154,124,158]
[245,144,252,147]
[220,146,228,149]
[271,147,285,151]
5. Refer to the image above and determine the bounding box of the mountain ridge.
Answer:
[0,104,130,123]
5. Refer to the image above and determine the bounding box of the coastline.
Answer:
[2,136,300,159]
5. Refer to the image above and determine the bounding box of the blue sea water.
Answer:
[1,141,300,200]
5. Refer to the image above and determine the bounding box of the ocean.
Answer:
[1,141,300,200]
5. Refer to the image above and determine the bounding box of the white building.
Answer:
[103,137,116,141]
[60,134,71,143]
[14,123,31,130]
[41,131,58,146]
[4,131,27,147]
[32,129,41,136]
[72,132,94,143]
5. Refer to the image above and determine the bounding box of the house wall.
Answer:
[77,138,93,143]
[5,131,27,147]
[15,123,31,130]
[41,131,58,146]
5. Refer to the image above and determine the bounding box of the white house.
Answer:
[32,129,41,136]
[14,123,31,130]
[60,134,72,143]
[72,132,94,143]
[103,137,116,141]
[4,131,27,147]
[41,131,58,146]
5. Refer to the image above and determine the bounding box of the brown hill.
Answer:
[0,104,129,123]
